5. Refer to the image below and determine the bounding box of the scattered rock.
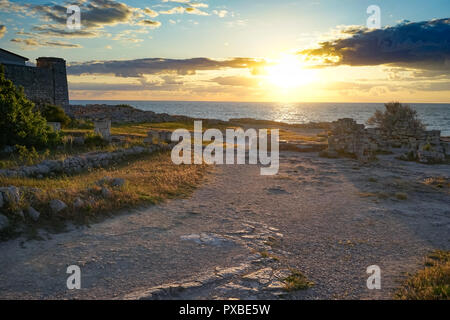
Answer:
[0,186,20,206]
[111,178,125,188]
[73,136,85,145]
[0,214,9,231]
[73,198,84,209]
[26,206,40,221]
[49,199,67,214]
[101,187,112,198]
[15,210,24,219]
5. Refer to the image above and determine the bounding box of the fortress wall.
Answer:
[3,64,54,105]
[2,57,69,107]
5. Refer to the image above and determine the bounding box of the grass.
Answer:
[278,129,326,143]
[282,269,314,292]
[0,134,143,169]
[395,250,450,300]
[0,151,207,239]
[112,121,238,137]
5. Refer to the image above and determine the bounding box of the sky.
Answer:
[0,0,449,102]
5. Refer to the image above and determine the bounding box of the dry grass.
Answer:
[395,250,450,300]
[279,129,326,142]
[0,151,208,234]
[423,177,450,191]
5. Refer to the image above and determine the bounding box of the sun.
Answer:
[266,54,316,89]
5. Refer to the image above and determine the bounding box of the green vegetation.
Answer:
[282,269,314,291]
[0,65,61,149]
[395,250,450,300]
[367,102,425,133]
[40,104,71,127]
[83,132,108,148]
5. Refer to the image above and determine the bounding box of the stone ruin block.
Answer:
[47,122,61,132]
[94,120,111,140]
[144,130,173,144]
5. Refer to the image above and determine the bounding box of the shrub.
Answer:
[367,102,425,134]
[15,144,50,165]
[84,132,108,148]
[0,65,61,149]
[41,104,71,127]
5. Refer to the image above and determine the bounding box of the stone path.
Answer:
[0,151,448,299]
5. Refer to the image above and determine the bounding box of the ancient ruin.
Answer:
[94,120,111,140]
[0,49,69,107]
[321,118,449,164]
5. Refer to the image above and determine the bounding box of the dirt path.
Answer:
[0,151,448,299]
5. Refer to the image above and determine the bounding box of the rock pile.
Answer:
[144,130,173,144]
[320,118,379,162]
[0,144,172,179]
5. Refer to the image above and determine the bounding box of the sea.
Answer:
[71,101,450,136]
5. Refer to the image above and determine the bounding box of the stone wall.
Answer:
[321,118,448,164]
[0,145,172,179]
[2,57,69,107]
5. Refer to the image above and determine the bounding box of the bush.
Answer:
[41,104,71,127]
[367,102,425,134]
[15,144,50,165]
[0,65,61,149]
[84,132,108,148]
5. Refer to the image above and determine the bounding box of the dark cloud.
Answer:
[32,0,135,29]
[68,57,267,77]
[300,18,450,72]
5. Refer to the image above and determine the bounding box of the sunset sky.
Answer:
[0,0,449,102]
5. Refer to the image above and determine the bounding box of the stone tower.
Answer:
[36,57,69,106]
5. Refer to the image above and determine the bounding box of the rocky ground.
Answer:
[0,149,448,299]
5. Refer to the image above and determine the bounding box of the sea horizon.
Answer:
[71,100,450,136]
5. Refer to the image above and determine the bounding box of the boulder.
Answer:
[27,207,40,221]
[0,192,3,208]
[73,198,84,209]
[49,199,67,214]
[101,187,112,198]
[0,186,20,206]
[111,178,125,187]
[0,214,9,231]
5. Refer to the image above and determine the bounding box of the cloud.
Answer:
[212,10,227,18]
[68,57,268,77]
[0,25,6,38]
[211,76,259,87]
[11,37,82,48]
[160,6,209,16]
[144,7,159,18]
[32,25,98,38]
[137,20,162,28]
[299,18,450,72]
